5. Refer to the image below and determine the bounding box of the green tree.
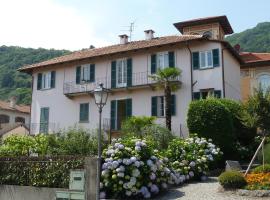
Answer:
[149,67,181,130]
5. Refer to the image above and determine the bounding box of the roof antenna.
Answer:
[121,21,136,41]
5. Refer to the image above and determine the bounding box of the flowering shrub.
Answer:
[100,137,178,199]
[245,172,270,190]
[166,135,222,180]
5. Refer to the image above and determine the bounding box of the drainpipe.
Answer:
[186,41,194,100]
[221,48,226,98]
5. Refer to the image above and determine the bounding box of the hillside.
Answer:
[226,22,270,53]
[0,46,70,105]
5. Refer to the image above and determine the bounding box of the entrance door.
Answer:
[111,99,132,130]
[40,107,49,133]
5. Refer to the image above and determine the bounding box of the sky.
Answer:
[0,0,269,50]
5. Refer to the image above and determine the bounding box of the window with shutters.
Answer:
[79,103,89,122]
[151,95,176,117]
[199,50,213,69]
[38,71,55,90]
[116,59,127,87]
[80,64,95,83]
[157,52,169,70]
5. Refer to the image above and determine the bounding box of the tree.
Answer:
[149,67,181,130]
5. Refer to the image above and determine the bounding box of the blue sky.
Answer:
[0,0,269,50]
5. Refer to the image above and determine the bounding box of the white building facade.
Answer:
[19,16,242,136]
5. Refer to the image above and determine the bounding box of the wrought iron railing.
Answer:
[63,71,181,95]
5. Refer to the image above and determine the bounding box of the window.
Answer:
[79,103,89,122]
[40,107,49,133]
[15,117,25,124]
[37,71,55,90]
[0,114,9,124]
[157,52,169,70]
[116,59,127,87]
[199,51,213,69]
[193,89,221,100]
[258,74,270,93]
[151,95,176,117]
[192,49,219,70]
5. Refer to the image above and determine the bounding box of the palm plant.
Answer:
[149,67,181,130]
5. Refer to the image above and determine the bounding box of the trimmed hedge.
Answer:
[0,156,84,188]
[218,170,247,189]
[187,98,235,158]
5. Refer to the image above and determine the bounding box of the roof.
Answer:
[18,35,205,72]
[0,100,30,114]
[240,52,270,68]
[18,34,243,73]
[173,15,234,35]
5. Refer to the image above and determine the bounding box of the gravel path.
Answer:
[157,177,270,200]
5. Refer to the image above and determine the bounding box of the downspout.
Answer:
[186,41,193,100]
[221,48,226,98]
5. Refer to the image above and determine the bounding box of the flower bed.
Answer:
[245,173,270,190]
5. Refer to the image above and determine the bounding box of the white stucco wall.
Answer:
[223,48,241,100]
[30,41,240,136]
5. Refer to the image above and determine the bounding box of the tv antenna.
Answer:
[121,21,136,41]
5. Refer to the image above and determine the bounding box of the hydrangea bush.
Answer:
[100,137,177,199]
[166,135,222,180]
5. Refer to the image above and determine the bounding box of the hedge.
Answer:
[0,156,84,188]
[187,98,235,158]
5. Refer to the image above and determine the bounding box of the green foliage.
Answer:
[226,22,270,52]
[121,116,156,136]
[166,135,222,179]
[0,45,70,104]
[0,156,84,188]
[243,86,270,133]
[218,170,247,189]
[252,164,270,173]
[187,98,235,158]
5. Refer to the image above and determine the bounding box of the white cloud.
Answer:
[0,0,110,50]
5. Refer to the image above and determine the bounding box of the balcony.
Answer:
[63,71,181,97]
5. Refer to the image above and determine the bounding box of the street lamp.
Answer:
[94,83,109,200]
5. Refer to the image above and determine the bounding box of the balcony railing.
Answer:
[63,71,181,95]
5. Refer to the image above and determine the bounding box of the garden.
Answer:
[0,86,270,199]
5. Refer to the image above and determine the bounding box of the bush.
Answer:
[100,136,180,199]
[121,116,156,137]
[166,135,222,179]
[252,164,270,173]
[218,170,247,189]
[187,98,235,158]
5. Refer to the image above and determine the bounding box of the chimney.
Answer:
[119,34,129,44]
[144,29,155,40]
[9,96,17,109]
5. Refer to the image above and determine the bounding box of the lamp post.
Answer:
[94,83,109,200]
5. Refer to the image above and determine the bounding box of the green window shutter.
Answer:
[76,66,81,84]
[127,58,132,87]
[111,61,116,88]
[212,49,220,67]
[40,107,49,134]
[168,51,175,68]
[125,98,132,118]
[50,71,56,88]
[37,73,42,90]
[193,92,201,100]
[151,54,157,74]
[151,96,157,116]
[214,90,222,98]
[80,103,89,122]
[192,52,200,70]
[90,64,95,82]
[171,95,176,116]
[110,100,116,130]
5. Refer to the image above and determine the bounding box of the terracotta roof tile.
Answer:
[0,100,30,114]
[240,52,270,63]
[18,35,203,72]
